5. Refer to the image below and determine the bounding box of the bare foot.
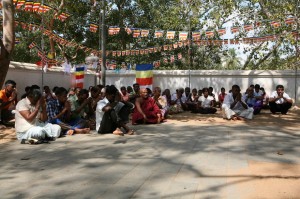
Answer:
[231,116,238,121]
[66,130,74,135]
[126,129,135,135]
[113,128,124,136]
[74,128,90,134]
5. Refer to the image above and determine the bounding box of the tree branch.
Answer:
[253,38,283,69]
[241,43,264,70]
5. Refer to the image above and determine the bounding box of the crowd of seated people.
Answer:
[0,79,295,144]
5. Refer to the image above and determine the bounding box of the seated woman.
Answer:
[260,87,269,109]
[169,88,188,114]
[186,88,199,112]
[132,88,162,124]
[192,88,217,114]
[152,87,168,120]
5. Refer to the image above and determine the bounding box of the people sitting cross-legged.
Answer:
[0,80,18,125]
[192,87,217,114]
[169,87,188,114]
[132,88,162,124]
[152,86,168,120]
[47,87,90,135]
[269,85,293,115]
[186,88,199,111]
[15,89,61,144]
[243,85,262,115]
[222,85,254,120]
[96,85,134,136]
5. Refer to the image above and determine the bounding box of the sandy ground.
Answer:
[1,107,300,143]
[1,107,300,198]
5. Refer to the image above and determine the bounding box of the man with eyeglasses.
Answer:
[269,85,293,115]
[0,80,17,125]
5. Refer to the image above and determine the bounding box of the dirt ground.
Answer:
[1,107,300,198]
[1,107,300,144]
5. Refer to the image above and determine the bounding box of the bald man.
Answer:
[132,88,162,124]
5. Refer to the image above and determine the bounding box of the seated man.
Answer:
[47,87,90,135]
[243,85,262,115]
[15,89,61,144]
[269,85,292,114]
[193,87,217,114]
[132,88,162,124]
[96,85,134,135]
[0,80,17,125]
[222,85,254,120]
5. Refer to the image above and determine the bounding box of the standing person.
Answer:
[132,88,162,124]
[0,80,17,125]
[269,85,293,114]
[96,85,134,135]
[15,89,61,144]
[222,85,254,120]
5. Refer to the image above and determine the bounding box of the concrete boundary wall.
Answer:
[5,62,300,104]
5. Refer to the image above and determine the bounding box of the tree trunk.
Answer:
[0,0,15,88]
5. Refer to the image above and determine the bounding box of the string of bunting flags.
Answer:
[7,20,300,60]
[89,17,298,40]
[0,0,70,22]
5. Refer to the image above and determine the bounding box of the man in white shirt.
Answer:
[269,85,292,114]
[15,89,61,144]
[96,85,134,135]
[222,85,254,120]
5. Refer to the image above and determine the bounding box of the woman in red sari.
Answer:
[132,88,162,124]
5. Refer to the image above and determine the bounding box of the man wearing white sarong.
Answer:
[222,85,254,120]
[15,89,61,143]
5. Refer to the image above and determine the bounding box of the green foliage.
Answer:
[5,0,300,70]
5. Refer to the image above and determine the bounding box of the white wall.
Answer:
[5,62,300,104]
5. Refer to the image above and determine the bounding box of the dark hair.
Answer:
[133,83,139,87]
[221,87,225,91]
[276,85,284,90]
[55,87,68,96]
[91,86,100,93]
[105,85,118,95]
[5,80,16,86]
[120,86,126,91]
[232,85,240,90]
[254,84,260,89]
[27,89,42,101]
[78,89,89,96]
[25,86,31,92]
[31,84,40,90]
[202,87,209,93]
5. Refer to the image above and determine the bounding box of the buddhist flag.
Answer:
[179,31,188,41]
[270,21,281,28]
[33,2,41,12]
[135,64,153,89]
[205,30,214,38]
[231,26,239,33]
[90,24,98,33]
[285,17,295,25]
[16,1,25,9]
[24,1,33,12]
[166,31,176,39]
[140,29,149,37]
[29,42,36,49]
[244,24,253,32]
[192,32,201,40]
[75,66,85,88]
[217,28,226,36]
[154,30,164,38]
